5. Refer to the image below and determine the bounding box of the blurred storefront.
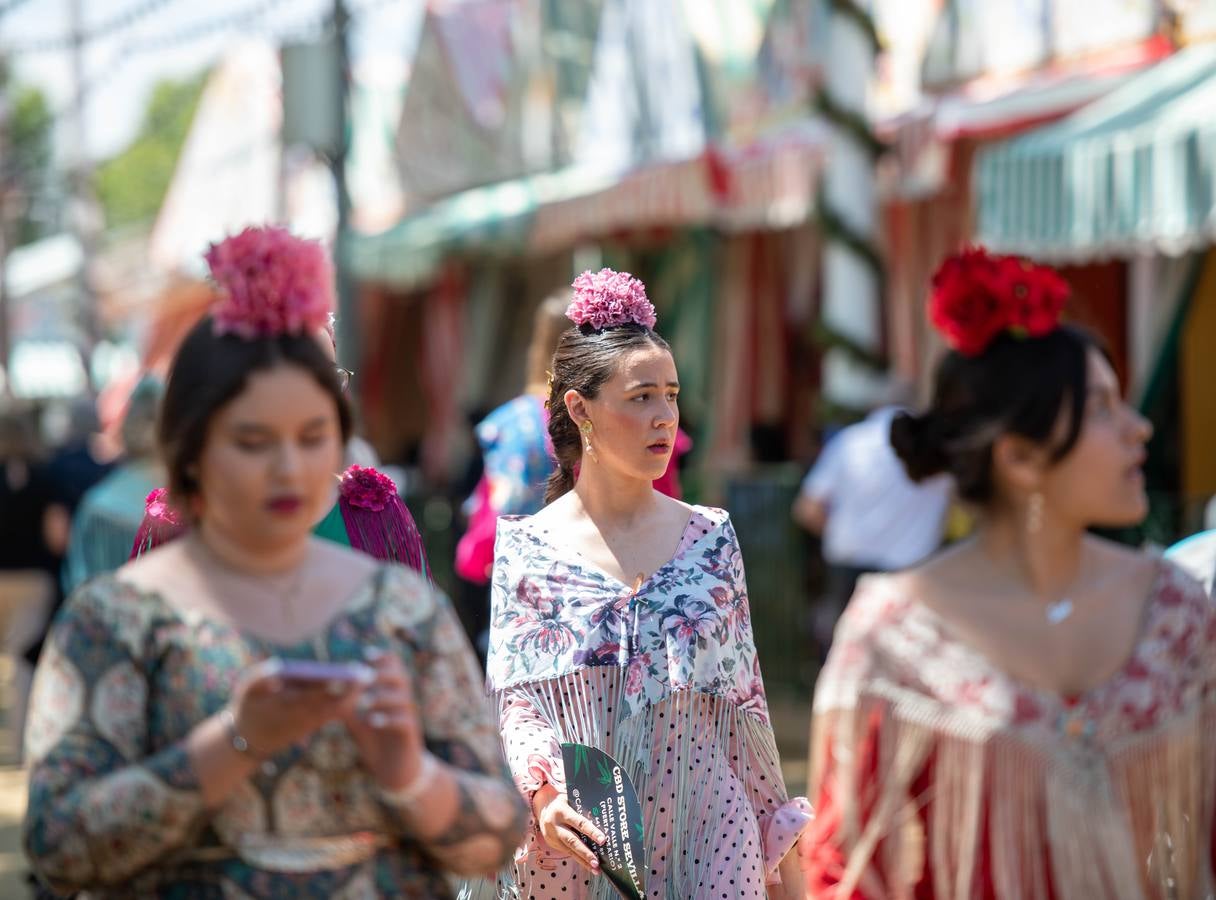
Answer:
[873,0,1178,392]
[973,38,1216,540]
[346,0,828,485]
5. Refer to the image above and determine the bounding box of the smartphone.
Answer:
[273,659,375,685]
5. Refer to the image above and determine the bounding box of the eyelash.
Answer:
[633,392,679,403]
[237,434,328,452]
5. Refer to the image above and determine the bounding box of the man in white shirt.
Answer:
[793,405,953,656]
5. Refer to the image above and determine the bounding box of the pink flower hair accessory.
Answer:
[340,465,397,512]
[206,226,335,339]
[144,488,181,525]
[566,268,657,331]
[130,487,188,559]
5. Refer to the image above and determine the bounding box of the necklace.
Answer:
[1045,597,1074,625]
[192,537,307,627]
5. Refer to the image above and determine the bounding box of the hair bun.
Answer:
[890,411,950,482]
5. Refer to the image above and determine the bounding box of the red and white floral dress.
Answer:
[801,559,1216,900]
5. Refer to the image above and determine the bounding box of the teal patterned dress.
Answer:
[23,565,527,898]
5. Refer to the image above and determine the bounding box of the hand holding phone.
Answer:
[272,659,376,686]
[227,657,374,759]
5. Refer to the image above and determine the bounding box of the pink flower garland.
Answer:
[206,226,335,339]
[566,268,657,330]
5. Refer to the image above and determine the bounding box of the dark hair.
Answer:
[890,325,1102,505]
[159,316,353,504]
[544,322,672,504]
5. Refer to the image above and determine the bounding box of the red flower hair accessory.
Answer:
[206,226,334,339]
[566,268,657,330]
[929,247,1070,357]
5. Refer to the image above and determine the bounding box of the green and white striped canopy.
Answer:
[976,42,1216,262]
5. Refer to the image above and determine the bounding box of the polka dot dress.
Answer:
[501,672,796,899]
[488,507,813,899]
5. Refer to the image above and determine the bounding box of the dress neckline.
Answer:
[511,506,716,593]
[109,565,390,650]
[900,558,1167,708]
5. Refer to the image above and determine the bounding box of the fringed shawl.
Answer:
[486,506,769,720]
[479,506,811,899]
[806,560,1216,900]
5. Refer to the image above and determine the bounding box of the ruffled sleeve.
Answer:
[498,687,566,805]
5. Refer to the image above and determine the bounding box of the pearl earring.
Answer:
[580,421,598,462]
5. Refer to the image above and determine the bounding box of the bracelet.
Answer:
[376,753,440,810]
[221,707,261,760]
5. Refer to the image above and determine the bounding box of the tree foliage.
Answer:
[94,71,208,230]
[0,66,55,247]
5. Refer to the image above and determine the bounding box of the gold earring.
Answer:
[1027,492,1044,535]
[580,420,598,462]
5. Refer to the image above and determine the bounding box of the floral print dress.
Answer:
[23,566,526,899]
[483,505,812,899]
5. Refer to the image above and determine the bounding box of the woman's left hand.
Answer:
[768,845,805,900]
[343,647,427,790]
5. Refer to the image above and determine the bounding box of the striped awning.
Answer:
[346,167,614,288]
[975,42,1216,262]
[349,125,825,289]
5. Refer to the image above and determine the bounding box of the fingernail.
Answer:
[363,647,385,662]
[368,711,387,729]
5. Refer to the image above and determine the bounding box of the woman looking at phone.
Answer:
[22,228,527,898]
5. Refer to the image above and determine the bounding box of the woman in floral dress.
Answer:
[482,269,811,899]
[23,227,526,898]
[801,249,1215,898]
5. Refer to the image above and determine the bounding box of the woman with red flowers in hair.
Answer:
[800,248,1215,898]
[23,227,525,898]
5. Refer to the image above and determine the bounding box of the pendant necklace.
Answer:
[1045,597,1074,625]
[194,537,305,627]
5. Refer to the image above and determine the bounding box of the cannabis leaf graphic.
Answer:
[563,743,590,778]
[596,759,614,787]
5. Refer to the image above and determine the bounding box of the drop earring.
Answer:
[580,420,598,462]
[1027,492,1044,535]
